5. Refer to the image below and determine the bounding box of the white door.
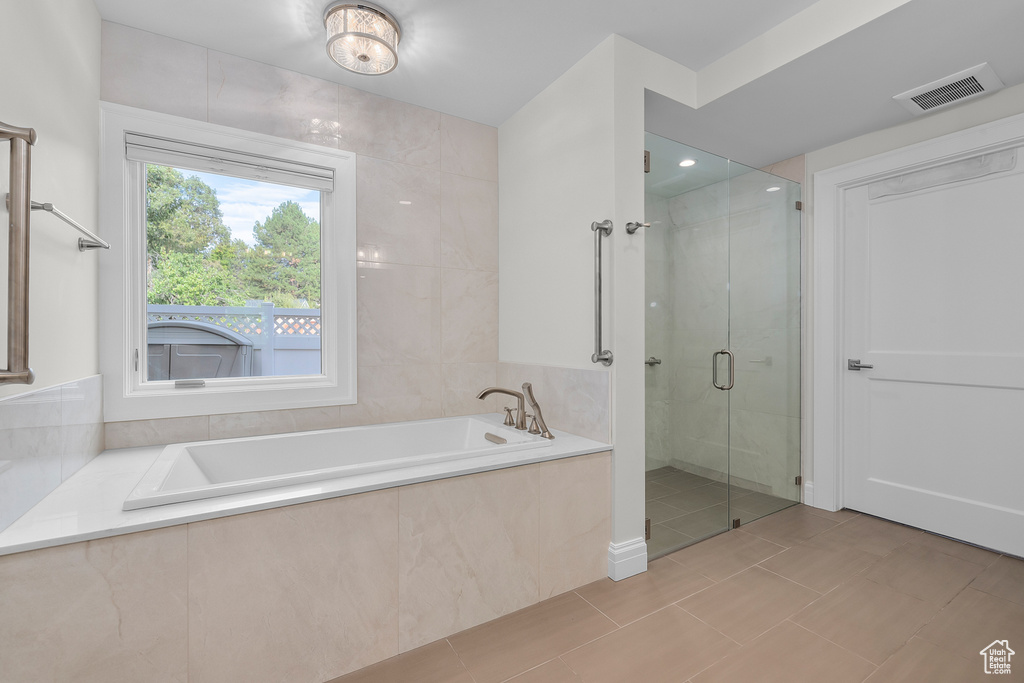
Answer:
[842,148,1024,557]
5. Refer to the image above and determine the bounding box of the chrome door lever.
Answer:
[847,359,874,371]
[645,356,662,366]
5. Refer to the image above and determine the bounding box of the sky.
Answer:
[185,169,320,247]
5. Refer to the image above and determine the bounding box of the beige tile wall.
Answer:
[101,21,501,447]
[0,452,611,682]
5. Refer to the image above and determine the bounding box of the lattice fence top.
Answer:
[275,315,321,336]
[147,311,271,339]
[148,305,321,340]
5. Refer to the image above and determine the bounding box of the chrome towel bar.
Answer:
[30,199,110,251]
[591,219,613,366]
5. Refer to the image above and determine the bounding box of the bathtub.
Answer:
[123,415,551,510]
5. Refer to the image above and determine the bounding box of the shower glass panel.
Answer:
[644,133,800,559]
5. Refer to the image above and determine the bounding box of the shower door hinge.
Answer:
[732,518,741,529]
[644,150,651,174]
[795,200,803,211]
[645,517,651,541]
[795,475,803,486]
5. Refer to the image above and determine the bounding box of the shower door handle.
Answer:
[712,350,735,391]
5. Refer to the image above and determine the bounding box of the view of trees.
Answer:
[146,166,321,308]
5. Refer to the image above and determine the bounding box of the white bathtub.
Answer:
[123,416,550,510]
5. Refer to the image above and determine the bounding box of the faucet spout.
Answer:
[476,387,527,430]
[522,382,554,439]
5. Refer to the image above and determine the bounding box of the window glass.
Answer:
[144,165,323,381]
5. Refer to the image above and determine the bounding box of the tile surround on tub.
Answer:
[0,525,188,683]
[0,447,612,681]
[188,490,399,682]
[398,465,541,651]
[0,376,104,532]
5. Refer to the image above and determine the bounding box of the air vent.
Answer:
[894,63,1004,116]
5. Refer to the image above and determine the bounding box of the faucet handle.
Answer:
[526,414,541,435]
[503,407,516,426]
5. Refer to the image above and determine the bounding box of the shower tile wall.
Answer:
[646,173,800,498]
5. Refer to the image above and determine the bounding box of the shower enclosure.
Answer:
[644,132,801,558]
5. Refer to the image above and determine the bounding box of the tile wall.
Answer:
[0,376,104,531]
[0,451,611,683]
[101,21,502,446]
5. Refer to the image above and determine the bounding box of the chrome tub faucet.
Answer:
[476,386,526,430]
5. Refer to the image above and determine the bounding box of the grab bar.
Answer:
[0,120,36,385]
[591,219,613,366]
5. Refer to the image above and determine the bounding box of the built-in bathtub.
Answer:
[124,416,550,510]
[0,412,610,556]
[0,412,613,681]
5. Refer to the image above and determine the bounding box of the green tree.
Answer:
[148,252,243,306]
[247,201,321,307]
[146,166,230,257]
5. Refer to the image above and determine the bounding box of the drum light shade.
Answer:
[324,2,401,75]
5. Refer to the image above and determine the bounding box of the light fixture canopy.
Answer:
[324,2,401,75]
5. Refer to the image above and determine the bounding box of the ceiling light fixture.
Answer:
[324,2,401,75]
[679,159,697,167]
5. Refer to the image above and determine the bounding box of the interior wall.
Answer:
[802,80,1024,497]
[0,0,101,400]
[498,39,616,369]
[499,35,698,579]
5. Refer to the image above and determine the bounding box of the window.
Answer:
[100,104,356,421]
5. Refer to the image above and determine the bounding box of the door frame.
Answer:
[811,110,1024,512]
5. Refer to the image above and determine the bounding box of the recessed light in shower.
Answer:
[398,200,412,205]
[679,159,697,167]
[766,186,781,192]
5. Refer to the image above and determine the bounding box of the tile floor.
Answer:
[645,466,797,557]
[332,504,1024,683]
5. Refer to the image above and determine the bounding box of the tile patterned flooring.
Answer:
[332,504,1024,682]
[645,466,797,557]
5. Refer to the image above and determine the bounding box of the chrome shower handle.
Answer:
[712,350,735,391]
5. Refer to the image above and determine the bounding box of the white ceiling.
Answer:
[94,0,1024,168]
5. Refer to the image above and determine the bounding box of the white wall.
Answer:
[499,35,697,579]
[498,39,616,369]
[802,81,1024,496]
[0,0,102,399]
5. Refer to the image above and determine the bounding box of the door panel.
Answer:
[843,153,1024,557]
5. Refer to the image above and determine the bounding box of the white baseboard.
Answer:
[803,480,814,507]
[607,537,647,581]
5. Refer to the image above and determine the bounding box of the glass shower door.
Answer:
[644,135,733,556]
[644,133,801,559]
[725,162,802,522]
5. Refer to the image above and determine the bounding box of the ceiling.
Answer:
[94,0,1024,168]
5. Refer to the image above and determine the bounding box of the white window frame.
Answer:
[99,103,356,422]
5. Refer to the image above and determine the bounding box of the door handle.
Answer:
[848,359,874,371]
[713,350,735,390]
[645,356,662,366]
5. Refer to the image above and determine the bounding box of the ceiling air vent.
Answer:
[894,63,1004,116]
